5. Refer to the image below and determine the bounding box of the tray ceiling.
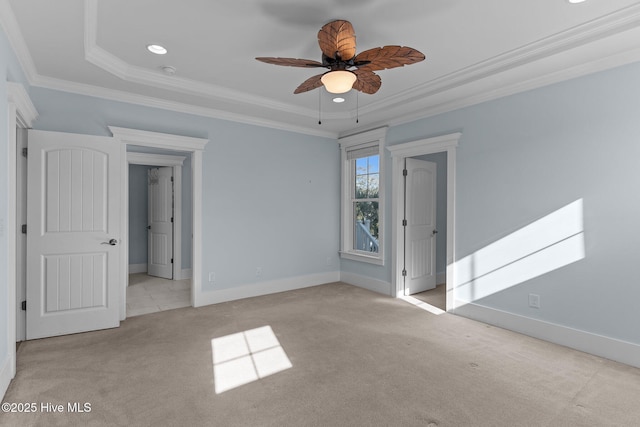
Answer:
[4,0,640,137]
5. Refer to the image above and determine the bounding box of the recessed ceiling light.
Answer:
[147,44,167,55]
[333,97,346,103]
[568,0,586,4]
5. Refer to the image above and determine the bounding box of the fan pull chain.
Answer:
[318,89,322,125]
[356,92,359,124]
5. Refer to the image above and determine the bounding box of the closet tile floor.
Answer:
[412,283,446,311]
[127,273,191,317]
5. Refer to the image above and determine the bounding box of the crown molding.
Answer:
[382,44,640,131]
[32,74,339,138]
[360,2,640,116]
[6,81,38,127]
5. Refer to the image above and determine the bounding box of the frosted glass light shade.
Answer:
[321,71,356,94]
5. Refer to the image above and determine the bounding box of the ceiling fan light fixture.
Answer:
[321,70,356,94]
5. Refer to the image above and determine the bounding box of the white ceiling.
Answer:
[3,0,640,137]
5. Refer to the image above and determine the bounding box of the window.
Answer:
[353,153,379,253]
[339,128,387,265]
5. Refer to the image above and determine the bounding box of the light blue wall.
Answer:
[128,164,149,265]
[28,87,340,293]
[346,61,640,345]
[200,123,340,290]
[0,23,30,386]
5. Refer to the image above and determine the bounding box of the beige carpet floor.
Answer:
[3,282,640,427]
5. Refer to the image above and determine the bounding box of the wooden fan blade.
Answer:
[352,69,381,94]
[256,57,325,68]
[317,20,356,61]
[294,74,325,94]
[354,46,425,71]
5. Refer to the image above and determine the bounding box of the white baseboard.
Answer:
[454,301,640,369]
[128,264,147,274]
[195,271,340,307]
[180,268,192,280]
[436,272,446,285]
[340,271,392,296]
[0,354,13,403]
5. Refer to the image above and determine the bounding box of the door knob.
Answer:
[432,229,438,236]
[101,239,118,246]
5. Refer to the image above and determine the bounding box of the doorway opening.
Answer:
[112,126,209,321]
[127,151,190,317]
[388,132,460,313]
[403,153,447,311]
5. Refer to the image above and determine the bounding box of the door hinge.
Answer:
[171,258,174,264]
[21,301,26,311]
[403,168,408,176]
[171,176,174,182]
[22,148,28,158]
[402,219,407,227]
[21,224,27,234]
[402,269,407,277]
[171,217,174,223]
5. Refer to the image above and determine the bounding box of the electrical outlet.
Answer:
[256,267,262,277]
[325,257,332,267]
[208,272,216,283]
[528,293,541,309]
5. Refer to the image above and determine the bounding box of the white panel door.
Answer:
[147,167,173,279]
[405,158,437,295]
[26,130,121,339]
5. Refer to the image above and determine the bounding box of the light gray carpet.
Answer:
[3,282,640,426]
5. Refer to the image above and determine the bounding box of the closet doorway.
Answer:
[127,152,190,317]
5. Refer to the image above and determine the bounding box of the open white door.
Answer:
[404,158,437,295]
[26,130,121,339]
[147,167,173,279]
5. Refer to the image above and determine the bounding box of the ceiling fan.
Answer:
[256,20,425,95]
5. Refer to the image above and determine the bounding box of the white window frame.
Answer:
[339,127,387,265]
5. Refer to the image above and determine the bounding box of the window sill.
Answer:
[339,251,384,266]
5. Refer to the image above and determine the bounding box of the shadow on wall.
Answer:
[455,199,585,304]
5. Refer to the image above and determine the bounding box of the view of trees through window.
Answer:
[354,155,379,252]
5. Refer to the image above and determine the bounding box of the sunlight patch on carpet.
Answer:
[211,325,292,394]
[399,295,446,315]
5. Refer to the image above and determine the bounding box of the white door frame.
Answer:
[388,132,460,312]
[5,83,38,391]
[110,127,209,320]
[128,153,185,280]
